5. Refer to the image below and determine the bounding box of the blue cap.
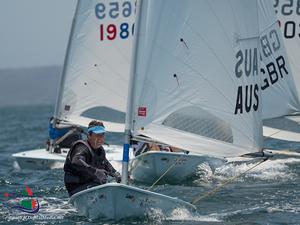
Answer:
[88,126,106,134]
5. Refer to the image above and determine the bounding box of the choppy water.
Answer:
[0,105,299,224]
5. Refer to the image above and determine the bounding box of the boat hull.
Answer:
[12,149,66,170]
[13,145,124,170]
[69,183,196,220]
[129,151,224,184]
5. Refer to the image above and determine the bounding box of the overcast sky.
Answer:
[0,0,77,69]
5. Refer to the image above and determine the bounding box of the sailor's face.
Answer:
[89,133,104,149]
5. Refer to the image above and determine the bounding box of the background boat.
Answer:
[262,0,300,142]
[12,0,135,170]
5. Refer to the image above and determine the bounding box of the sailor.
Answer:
[63,120,121,196]
[48,117,82,152]
[132,140,150,156]
[132,140,174,157]
[132,138,189,156]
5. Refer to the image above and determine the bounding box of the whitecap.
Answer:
[212,157,300,182]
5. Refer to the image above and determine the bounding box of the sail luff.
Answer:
[124,0,144,133]
[121,0,144,184]
[53,0,80,120]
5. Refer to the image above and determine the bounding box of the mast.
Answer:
[53,0,80,122]
[121,0,143,184]
[48,0,80,153]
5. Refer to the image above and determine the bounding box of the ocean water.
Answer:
[0,105,299,225]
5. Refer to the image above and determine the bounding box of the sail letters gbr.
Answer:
[234,27,289,114]
[260,27,289,91]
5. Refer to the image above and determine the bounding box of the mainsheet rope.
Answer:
[147,155,185,191]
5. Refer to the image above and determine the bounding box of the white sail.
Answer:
[273,0,300,107]
[54,0,136,132]
[259,0,300,119]
[128,0,262,158]
[69,1,199,220]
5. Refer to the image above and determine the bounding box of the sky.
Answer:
[0,0,77,69]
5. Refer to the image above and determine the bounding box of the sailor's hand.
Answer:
[115,176,121,183]
[95,169,108,184]
[128,175,133,183]
[114,172,122,183]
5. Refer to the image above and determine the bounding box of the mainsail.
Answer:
[259,0,300,119]
[258,1,300,142]
[127,0,262,158]
[274,0,300,96]
[54,0,136,132]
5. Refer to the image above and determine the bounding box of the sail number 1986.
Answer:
[95,1,136,41]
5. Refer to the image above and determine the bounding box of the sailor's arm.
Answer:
[71,145,107,183]
[102,157,121,182]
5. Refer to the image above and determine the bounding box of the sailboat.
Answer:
[262,0,300,142]
[12,0,135,170]
[129,139,225,184]
[70,0,267,220]
[128,0,291,184]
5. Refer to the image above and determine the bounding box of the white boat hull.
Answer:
[12,145,125,170]
[69,183,196,220]
[12,149,67,170]
[129,151,224,184]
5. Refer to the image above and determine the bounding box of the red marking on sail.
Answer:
[25,185,33,197]
[3,192,10,197]
[138,107,147,117]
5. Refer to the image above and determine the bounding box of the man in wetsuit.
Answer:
[63,120,121,196]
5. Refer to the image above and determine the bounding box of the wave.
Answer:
[194,157,300,184]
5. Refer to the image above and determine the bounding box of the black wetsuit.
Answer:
[64,140,118,196]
